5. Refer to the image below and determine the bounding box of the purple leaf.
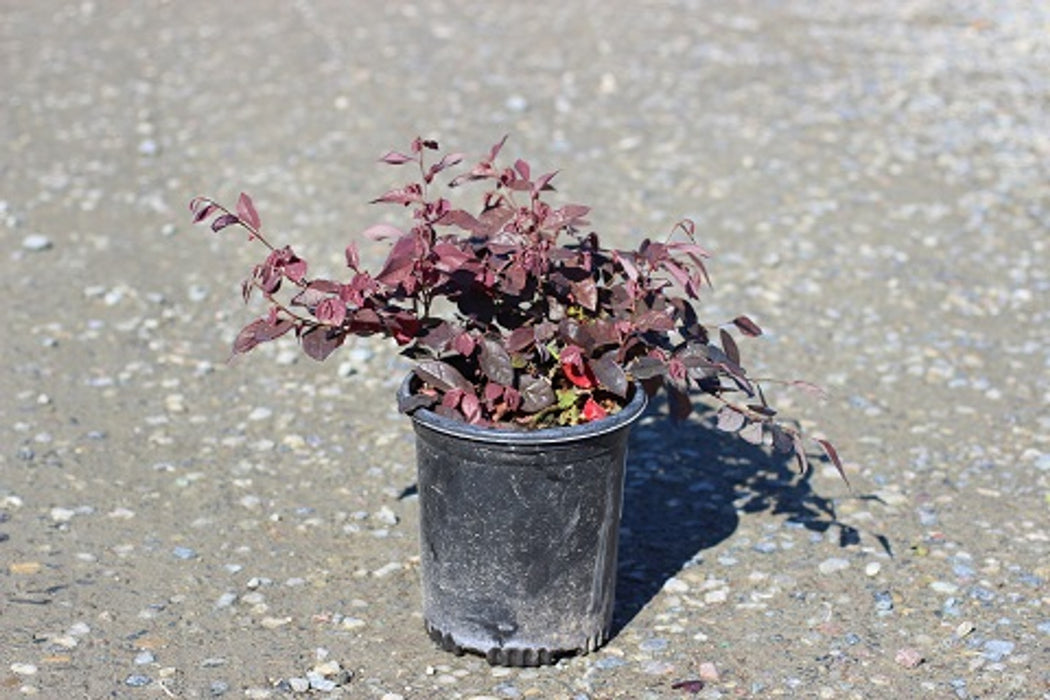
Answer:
[479,338,515,385]
[210,213,239,233]
[488,134,509,162]
[300,326,344,361]
[289,285,329,309]
[792,433,811,475]
[236,193,261,230]
[816,438,850,486]
[378,151,415,165]
[314,297,347,326]
[732,314,763,337]
[591,353,628,398]
[514,158,530,181]
[415,360,473,393]
[370,184,423,206]
[519,374,555,413]
[770,424,794,454]
[425,152,464,181]
[790,380,828,399]
[666,384,692,421]
[345,242,360,270]
[629,356,666,380]
[715,405,746,432]
[451,331,476,357]
[533,170,558,193]
[506,327,535,353]
[192,202,216,224]
[432,241,474,272]
[376,234,419,287]
[232,317,295,355]
[719,328,740,366]
[461,392,482,424]
[739,421,764,445]
[570,278,598,311]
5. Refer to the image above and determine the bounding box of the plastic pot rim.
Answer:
[398,373,648,446]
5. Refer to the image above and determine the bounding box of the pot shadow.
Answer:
[613,404,886,635]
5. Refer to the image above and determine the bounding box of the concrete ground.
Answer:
[2,1,1048,698]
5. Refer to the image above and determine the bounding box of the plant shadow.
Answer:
[613,403,880,635]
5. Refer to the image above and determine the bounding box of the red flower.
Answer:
[581,397,608,422]
[561,345,596,389]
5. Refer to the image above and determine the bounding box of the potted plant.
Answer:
[189,136,844,666]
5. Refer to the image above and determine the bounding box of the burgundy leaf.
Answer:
[425,152,464,182]
[792,433,811,475]
[666,383,693,421]
[591,353,628,398]
[790,380,828,399]
[732,314,763,337]
[519,374,555,413]
[435,208,481,231]
[289,285,329,309]
[506,327,535,353]
[580,319,620,351]
[300,326,344,361]
[673,218,696,238]
[747,403,776,417]
[378,151,415,165]
[376,234,419,286]
[514,158,531,181]
[188,196,209,214]
[345,242,360,270]
[441,388,466,410]
[192,202,216,224]
[533,170,558,193]
[570,277,598,311]
[432,241,473,272]
[716,405,746,432]
[211,213,239,233]
[632,309,675,333]
[613,250,639,281]
[315,297,347,326]
[479,338,515,385]
[415,360,473,393]
[719,328,740,366]
[283,258,307,283]
[232,317,295,355]
[461,392,483,424]
[236,192,261,230]
[387,312,421,345]
[503,387,522,413]
[451,331,477,357]
[770,424,794,454]
[629,355,666,380]
[482,381,505,406]
[739,420,764,445]
[816,438,850,486]
[370,184,423,206]
[488,134,509,162]
[416,322,456,351]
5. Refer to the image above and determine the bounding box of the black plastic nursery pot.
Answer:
[399,376,647,667]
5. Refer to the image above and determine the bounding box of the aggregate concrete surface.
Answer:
[2,1,1048,698]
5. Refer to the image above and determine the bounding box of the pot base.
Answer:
[424,619,606,667]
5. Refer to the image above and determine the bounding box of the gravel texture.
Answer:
[2,1,1048,698]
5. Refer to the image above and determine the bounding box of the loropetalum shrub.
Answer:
[190,136,844,479]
